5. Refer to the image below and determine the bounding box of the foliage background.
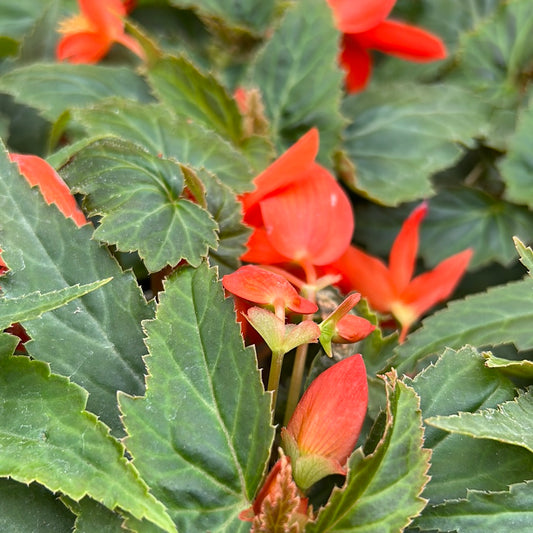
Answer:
[0,0,532,531]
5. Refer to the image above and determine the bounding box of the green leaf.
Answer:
[308,373,430,533]
[415,481,533,532]
[60,138,218,272]
[0,333,18,358]
[0,63,152,122]
[342,84,487,205]
[147,55,243,144]
[514,236,533,276]
[394,278,533,374]
[71,100,254,192]
[407,346,533,504]
[0,279,111,330]
[0,355,175,533]
[63,497,128,533]
[483,351,533,378]
[0,479,75,533]
[248,0,344,163]
[168,0,276,34]
[0,36,18,57]
[193,168,250,276]
[119,263,274,532]
[0,140,153,435]
[426,387,533,453]
[420,189,533,268]
[500,105,533,207]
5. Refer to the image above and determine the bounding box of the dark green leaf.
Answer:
[0,0,65,40]
[415,481,533,532]
[0,479,75,533]
[63,497,128,533]
[147,55,243,144]
[0,141,153,435]
[0,63,152,122]
[500,105,533,207]
[0,279,111,330]
[60,138,218,272]
[0,354,175,533]
[18,0,65,62]
[119,264,274,532]
[407,346,533,504]
[308,374,430,533]
[194,168,250,276]
[356,189,533,270]
[394,278,533,374]
[248,0,344,163]
[168,0,276,34]
[454,0,533,105]
[342,84,487,205]
[71,100,254,192]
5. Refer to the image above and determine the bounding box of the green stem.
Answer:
[283,341,309,425]
[283,264,318,424]
[268,349,285,411]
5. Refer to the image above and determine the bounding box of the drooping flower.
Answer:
[240,129,354,278]
[331,203,472,342]
[327,0,447,92]
[318,292,375,357]
[56,0,144,64]
[281,354,368,490]
[9,154,87,227]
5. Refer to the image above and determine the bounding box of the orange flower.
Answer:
[56,0,144,64]
[327,0,447,92]
[281,354,368,490]
[240,129,354,278]
[318,292,375,357]
[331,203,472,342]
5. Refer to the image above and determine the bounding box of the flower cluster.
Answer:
[44,2,469,528]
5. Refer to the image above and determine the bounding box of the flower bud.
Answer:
[282,354,368,490]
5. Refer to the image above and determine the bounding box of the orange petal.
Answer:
[327,0,396,33]
[331,245,395,313]
[222,265,318,314]
[79,0,126,36]
[56,32,111,63]
[241,227,290,265]
[240,129,319,215]
[400,248,473,318]
[114,31,146,60]
[260,165,354,266]
[9,154,87,227]
[356,19,447,61]
[340,35,373,93]
[334,315,375,343]
[286,354,368,465]
[389,202,427,293]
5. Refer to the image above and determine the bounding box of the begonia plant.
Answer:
[1,0,533,532]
